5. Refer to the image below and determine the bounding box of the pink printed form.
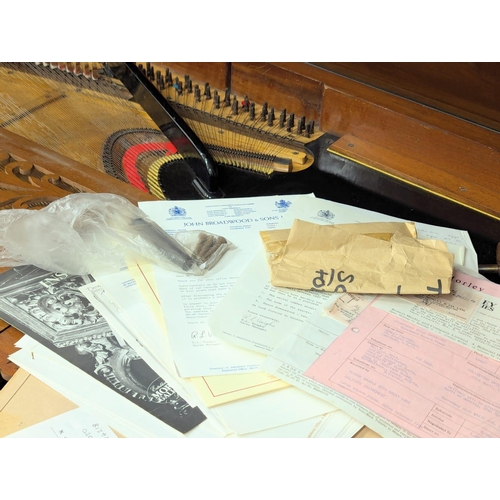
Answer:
[304,305,500,437]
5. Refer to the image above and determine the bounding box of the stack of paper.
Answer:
[1,192,490,438]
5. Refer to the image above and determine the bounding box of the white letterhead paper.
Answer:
[138,195,314,377]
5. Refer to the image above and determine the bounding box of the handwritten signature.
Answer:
[240,313,276,330]
[191,330,212,339]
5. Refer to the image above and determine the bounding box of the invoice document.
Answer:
[304,268,500,438]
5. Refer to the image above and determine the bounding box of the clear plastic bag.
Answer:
[0,193,232,276]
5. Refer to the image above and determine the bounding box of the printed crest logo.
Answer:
[275,199,291,210]
[317,209,335,220]
[168,205,187,217]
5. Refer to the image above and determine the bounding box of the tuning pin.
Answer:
[242,95,250,112]
[261,102,268,121]
[307,120,315,135]
[267,107,275,126]
[166,69,173,87]
[174,78,183,95]
[279,109,286,128]
[214,90,220,109]
[297,116,305,134]
[231,95,239,115]
[305,122,311,138]
[224,88,231,106]
[249,102,255,120]
[286,113,295,132]
[204,83,212,100]
[158,74,165,90]
[194,84,201,102]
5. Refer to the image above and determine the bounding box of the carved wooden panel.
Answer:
[0,149,84,209]
[0,127,155,208]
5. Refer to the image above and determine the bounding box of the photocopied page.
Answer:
[8,342,180,438]
[138,194,313,377]
[0,266,212,436]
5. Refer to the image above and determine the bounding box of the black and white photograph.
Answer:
[0,265,207,434]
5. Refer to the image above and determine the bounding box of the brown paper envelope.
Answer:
[260,228,292,266]
[260,221,417,267]
[268,219,453,294]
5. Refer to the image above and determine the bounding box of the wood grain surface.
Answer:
[1,62,498,440]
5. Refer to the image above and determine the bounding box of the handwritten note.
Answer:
[324,293,375,325]
[5,408,117,438]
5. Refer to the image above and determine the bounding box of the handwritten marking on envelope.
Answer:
[261,220,453,294]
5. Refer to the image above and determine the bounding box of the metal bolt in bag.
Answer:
[0,193,233,276]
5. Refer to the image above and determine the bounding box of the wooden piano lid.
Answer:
[141,62,500,243]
